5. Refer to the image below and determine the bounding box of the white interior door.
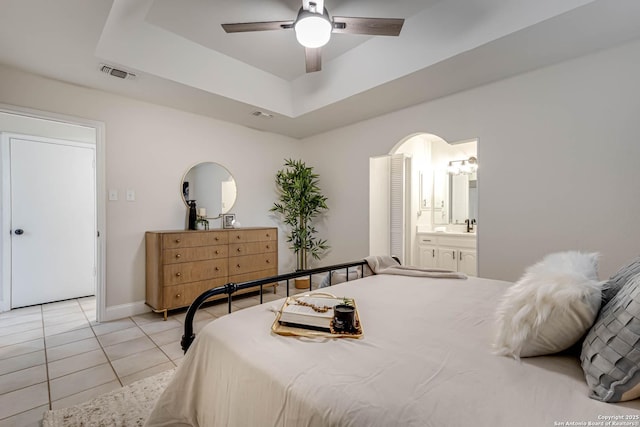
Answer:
[10,135,96,307]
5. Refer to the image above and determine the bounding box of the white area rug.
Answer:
[42,368,175,427]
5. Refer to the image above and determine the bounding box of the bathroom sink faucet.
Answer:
[465,219,476,233]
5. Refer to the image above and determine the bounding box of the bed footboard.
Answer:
[181,260,370,353]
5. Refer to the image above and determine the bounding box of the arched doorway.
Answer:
[369,133,478,275]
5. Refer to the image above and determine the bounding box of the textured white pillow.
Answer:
[494,251,603,358]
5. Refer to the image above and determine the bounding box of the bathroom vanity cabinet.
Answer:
[417,232,477,276]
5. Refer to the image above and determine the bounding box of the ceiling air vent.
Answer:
[100,64,136,80]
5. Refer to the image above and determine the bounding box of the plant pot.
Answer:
[294,278,310,290]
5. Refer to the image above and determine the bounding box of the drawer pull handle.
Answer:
[237,264,241,268]
[215,237,219,241]
[266,260,270,264]
[176,272,182,277]
[215,267,219,271]
[237,248,242,252]
[215,250,219,254]
[266,233,270,237]
[422,239,431,242]
[236,235,241,239]
[175,239,181,243]
[176,293,181,299]
[175,254,181,259]
[265,245,270,249]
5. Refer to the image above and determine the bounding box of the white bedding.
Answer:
[145,274,640,427]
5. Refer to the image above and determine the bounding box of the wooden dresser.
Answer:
[145,227,278,318]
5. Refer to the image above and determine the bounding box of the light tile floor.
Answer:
[0,283,309,426]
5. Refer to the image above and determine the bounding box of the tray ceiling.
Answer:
[1,0,640,138]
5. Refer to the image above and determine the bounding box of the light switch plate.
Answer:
[126,189,135,201]
[109,189,118,201]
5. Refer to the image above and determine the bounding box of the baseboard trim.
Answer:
[103,300,150,322]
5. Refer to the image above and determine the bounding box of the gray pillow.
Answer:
[601,256,640,306]
[318,267,361,288]
[581,273,640,402]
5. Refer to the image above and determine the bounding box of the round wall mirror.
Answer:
[181,162,237,216]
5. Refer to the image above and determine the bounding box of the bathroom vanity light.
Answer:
[447,156,478,175]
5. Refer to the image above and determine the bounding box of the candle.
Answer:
[198,208,206,217]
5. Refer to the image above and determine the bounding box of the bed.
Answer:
[145,262,640,427]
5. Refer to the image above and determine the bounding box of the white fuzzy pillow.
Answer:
[494,251,604,359]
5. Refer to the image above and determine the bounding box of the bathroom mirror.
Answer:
[432,170,478,225]
[181,162,237,216]
[449,172,477,224]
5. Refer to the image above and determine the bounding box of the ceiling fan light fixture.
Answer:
[294,8,332,48]
[221,2,404,74]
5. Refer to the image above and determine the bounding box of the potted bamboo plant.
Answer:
[271,159,329,287]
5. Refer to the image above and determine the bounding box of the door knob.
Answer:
[14,229,24,235]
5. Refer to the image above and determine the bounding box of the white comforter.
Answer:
[145,274,640,427]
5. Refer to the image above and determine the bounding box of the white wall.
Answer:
[302,38,640,282]
[2,36,640,316]
[0,64,300,317]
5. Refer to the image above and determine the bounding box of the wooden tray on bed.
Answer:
[271,293,363,339]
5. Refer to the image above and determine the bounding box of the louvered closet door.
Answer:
[369,156,391,257]
[389,154,410,264]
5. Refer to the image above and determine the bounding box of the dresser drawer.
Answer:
[164,277,231,309]
[163,245,228,264]
[163,285,186,309]
[229,241,276,257]
[162,231,228,249]
[228,229,276,243]
[183,277,229,303]
[229,253,276,276]
[163,259,228,286]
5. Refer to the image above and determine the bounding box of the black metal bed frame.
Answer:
[180,259,370,353]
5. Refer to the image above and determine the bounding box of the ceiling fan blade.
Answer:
[305,47,322,73]
[222,21,294,33]
[332,17,404,36]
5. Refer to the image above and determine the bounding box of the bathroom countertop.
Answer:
[416,230,476,237]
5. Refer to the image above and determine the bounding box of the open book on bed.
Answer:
[278,295,342,331]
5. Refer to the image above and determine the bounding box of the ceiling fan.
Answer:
[221,0,404,73]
